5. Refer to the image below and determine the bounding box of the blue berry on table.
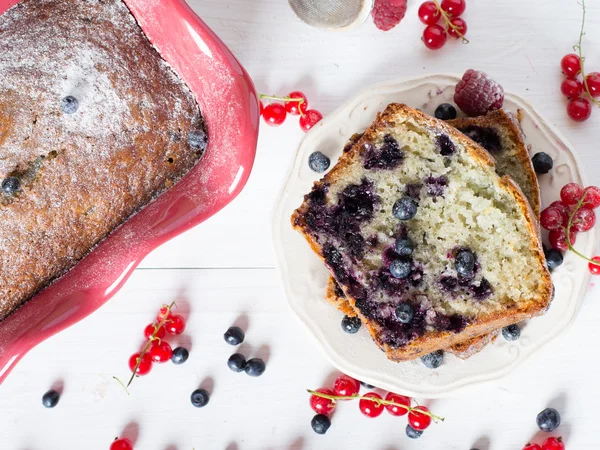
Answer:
[434,103,457,121]
[406,424,423,439]
[455,249,475,278]
[308,151,330,173]
[224,326,245,346]
[536,407,561,432]
[42,389,60,408]
[311,414,331,435]
[190,388,210,408]
[61,96,79,114]
[502,324,521,341]
[421,350,444,369]
[393,197,418,220]
[531,152,553,174]
[545,248,563,270]
[395,237,415,257]
[227,353,247,373]
[244,358,266,377]
[341,315,361,334]
[395,303,414,323]
[1,177,20,194]
[171,347,189,365]
[390,259,412,279]
[188,130,208,151]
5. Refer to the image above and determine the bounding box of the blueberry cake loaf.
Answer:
[0,0,207,319]
[292,104,552,362]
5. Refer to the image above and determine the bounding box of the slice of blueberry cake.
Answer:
[292,104,552,362]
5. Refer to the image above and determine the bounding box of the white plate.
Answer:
[272,74,597,398]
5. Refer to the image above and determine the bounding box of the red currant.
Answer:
[332,375,360,397]
[447,17,467,38]
[549,201,571,225]
[549,229,577,252]
[440,0,466,17]
[582,186,600,209]
[309,388,336,415]
[567,97,592,122]
[571,207,596,232]
[157,306,171,322]
[144,323,165,340]
[408,405,432,431]
[149,340,173,363]
[561,54,581,77]
[589,256,600,275]
[585,72,600,97]
[542,436,565,450]
[263,103,287,126]
[110,438,133,450]
[359,392,384,418]
[540,207,564,231]
[384,392,411,416]
[285,91,308,115]
[299,110,323,132]
[523,444,542,450]
[560,78,583,99]
[128,352,152,376]
[165,314,185,335]
[418,1,441,25]
[561,183,584,205]
[423,24,447,50]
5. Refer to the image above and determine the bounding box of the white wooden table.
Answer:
[1,1,600,449]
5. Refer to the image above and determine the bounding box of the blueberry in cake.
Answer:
[0,0,207,319]
[292,104,552,362]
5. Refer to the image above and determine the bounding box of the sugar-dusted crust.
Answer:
[449,109,541,218]
[0,0,206,320]
[292,103,553,362]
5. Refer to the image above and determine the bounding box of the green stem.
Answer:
[258,93,306,116]
[433,0,469,44]
[575,0,600,107]
[565,192,600,266]
[307,389,445,423]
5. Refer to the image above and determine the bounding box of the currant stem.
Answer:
[306,389,445,422]
[433,0,469,44]
[576,0,600,107]
[258,93,306,117]
[565,192,600,266]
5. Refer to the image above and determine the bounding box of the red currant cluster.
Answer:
[122,303,187,388]
[259,91,323,132]
[308,374,443,438]
[418,0,468,50]
[524,437,564,450]
[540,183,600,275]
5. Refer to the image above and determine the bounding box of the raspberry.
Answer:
[582,186,600,209]
[571,207,596,232]
[560,183,584,205]
[372,0,407,31]
[454,69,504,117]
[540,207,564,231]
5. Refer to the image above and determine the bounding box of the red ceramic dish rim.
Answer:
[0,0,259,383]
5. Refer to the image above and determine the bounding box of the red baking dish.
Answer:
[0,0,259,382]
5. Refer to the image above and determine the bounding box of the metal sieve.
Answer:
[288,0,374,31]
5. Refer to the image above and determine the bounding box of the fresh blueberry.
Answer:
[406,424,423,439]
[308,151,330,173]
[1,177,21,194]
[42,389,60,408]
[390,259,412,279]
[224,326,245,346]
[188,130,208,152]
[360,381,375,389]
[311,414,331,435]
[536,407,561,432]
[190,388,210,408]
[545,248,563,270]
[434,103,457,121]
[61,96,79,114]
[421,350,444,369]
[532,152,553,174]
[341,315,361,334]
[227,353,247,373]
[395,237,415,257]
[392,197,418,220]
[455,250,475,278]
[395,303,414,323]
[171,347,189,365]
[502,324,521,341]
[244,358,266,377]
